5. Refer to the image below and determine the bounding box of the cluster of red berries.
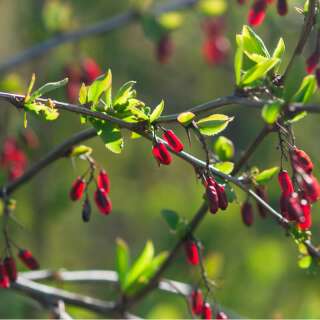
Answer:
[64,57,101,103]
[202,18,230,65]
[278,148,320,230]
[0,249,39,288]
[152,129,184,166]
[238,0,288,27]
[0,130,39,181]
[306,49,320,87]
[190,288,229,319]
[204,176,228,214]
[70,169,112,221]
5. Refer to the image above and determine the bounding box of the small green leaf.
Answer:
[272,38,285,73]
[131,131,142,139]
[291,75,316,104]
[213,136,234,161]
[69,145,92,157]
[261,102,282,124]
[177,112,195,126]
[234,47,243,86]
[161,209,180,231]
[116,238,130,290]
[298,255,312,269]
[287,111,307,124]
[87,70,112,107]
[158,12,183,30]
[197,114,233,136]
[197,0,227,16]
[30,78,68,101]
[79,83,88,104]
[113,81,136,107]
[213,161,234,174]
[124,241,154,291]
[255,166,279,184]
[150,100,164,123]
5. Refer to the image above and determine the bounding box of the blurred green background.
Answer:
[0,0,320,318]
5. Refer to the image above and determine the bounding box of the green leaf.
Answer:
[116,238,130,290]
[131,131,142,139]
[161,209,180,231]
[69,145,92,157]
[78,83,88,104]
[141,15,167,42]
[241,58,280,85]
[261,102,282,124]
[287,111,307,124]
[87,70,112,107]
[124,241,154,291]
[177,112,195,126]
[234,47,243,86]
[93,120,124,154]
[291,75,316,104]
[24,102,59,121]
[197,114,233,136]
[255,167,279,184]
[129,106,149,121]
[213,136,234,161]
[197,0,227,16]
[298,255,312,269]
[113,81,136,107]
[150,100,164,123]
[272,38,285,71]
[158,12,183,30]
[213,161,234,174]
[30,78,68,101]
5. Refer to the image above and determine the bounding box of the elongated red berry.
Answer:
[203,36,229,65]
[316,68,320,88]
[206,184,219,214]
[297,173,320,203]
[255,186,268,218]
[278,170,294,195]
[306,52,320,74]
[202,302,212,320]
[157,35,174,64]
[184,240,199,265]
[97,169,110,194]
[277,0,288,15]
[280,193,291,220]
[82,197,91,222]
[241,201,254,226]
[163,130,184,153]
[287,193,305,223]
[82,58,101,83]
[216,183,228,210]
[248,0,267,27]
[94,188,112,215]
[4,257,17,282]
[191,288,203,315]
[292,148,313,173]
[152,142,172,165]
[0,263,10,288]
[70,177,86,201]
[18,249,39,270]
[298,199,312,230]
[216,311,228,320]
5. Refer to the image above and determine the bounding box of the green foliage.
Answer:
[161,209,180,231]
[177,112,195,126]
[68,145,92,158]
[196,0,227,16]
[196,114,233,136]
[213,136,234,161]
[213,161,234,174]
[262,102,283,124]
[254,167,279,185]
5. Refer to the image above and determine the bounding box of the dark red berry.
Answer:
[94,188,112,215]
[152,142,172,165]
[248,0,267,27]
[203,36,229,65]
[206,184,219,214]
[298,199,312,230]
[191,288,203,315]
[241,201,254,226]
[70,177,86,201]
[297,173,320,203]
[202,302,212,320]
[184,240,199,265]
[278,170,294,195]
[277,0,288,15]
[216,183,228,210]
[280,193,291,220]
[4,257,17,282]
[255,185,268,218]
[0,263,10,288]
[316,68,320,88]
[306,52,320,74]
[292,147,313,174]
[287,193,305,223]
[82,58,101,83]
[97,169,110,194]
[216,311,228,320]
[162,130,184,153]
[82,197,91,222]
[156,35,174,64]
[202,18,225,38]
[18,249,39,270]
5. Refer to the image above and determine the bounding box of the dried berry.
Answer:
[298,199,312,230]
[292,147,313,173]
[94,188,112,215]
[248,0,267,27]
[184,240,199,265]
[18,249,39,270]
[0,263,10,288]
[97,169,110,194]
[216,311,228,320]
[202,302,212,320]
[277,0,288,15]
[70,177,86,201]
[206,184,219,214]
[241,201,254,226]
[4,257,17,282]
[255,185,268,218]
[278,170,294,195]
[191,288,203,315]
[162,130,184,153]
[152,142,172,165]
[82,197,91,222]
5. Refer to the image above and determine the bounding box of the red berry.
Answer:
[241,201,254,226]
[216,311,228,320]
[4,257,17,282]
[306,52,320,74]
[70,177,86,201]
[287,193,305,223]
[298,199,312,230]
[97,169,110,194]
[94,188,112,215]
[184,240,199,265]
[203,36,229,65]
[278,170,294,195]
[277,0,288,15]
[162,130,184,153]
[292,147,313,173]
[202,18,225,38]
[280,193,292,220]
[82,58,101,83]
[255,186,268,218]
[0,263,10,288]
[191,288,203,315]
[156,35,174,64]
[18,249,39,270]
[202,302,212,320]
[248,0,267,26]
[206,184,219,214]
[216,183,228,210]
[316,68,320,88]
[82,197,91,223]
[297,173,320,203]
[152,142,172,165]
